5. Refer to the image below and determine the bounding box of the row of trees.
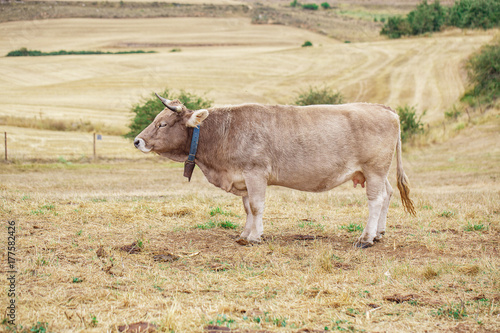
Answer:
[381,0,499,39]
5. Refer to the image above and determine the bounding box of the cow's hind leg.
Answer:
[237,172,267,245]
[239,196,253,240]
[356,174,386,248]
[374,178,393,242]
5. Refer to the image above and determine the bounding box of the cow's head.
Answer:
[134,93,209,155]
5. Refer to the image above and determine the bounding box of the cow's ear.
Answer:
[186,109,209,127]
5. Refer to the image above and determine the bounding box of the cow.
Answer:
[134,94,416,248]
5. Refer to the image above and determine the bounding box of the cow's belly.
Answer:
[199,163,362,196]
[200,166,249,196]
[269,169,359,192]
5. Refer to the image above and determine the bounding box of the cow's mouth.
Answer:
[134,138,152,153]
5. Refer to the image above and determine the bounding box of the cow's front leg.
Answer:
[237,172,267,245]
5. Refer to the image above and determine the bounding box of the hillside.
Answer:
[0,14,495,160]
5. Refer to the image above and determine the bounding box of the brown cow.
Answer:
[134,95,416,248]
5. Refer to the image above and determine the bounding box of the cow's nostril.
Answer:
[134,139,140,147]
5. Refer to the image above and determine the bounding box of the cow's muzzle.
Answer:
[134,137,152,153]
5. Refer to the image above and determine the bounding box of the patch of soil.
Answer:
[450,323,498,333]
[204,326,271,333]
[118,321,158,333]
[383,293,418,303]
[119,241,142,254]
[96,246,107,258]
[152,252,179,262]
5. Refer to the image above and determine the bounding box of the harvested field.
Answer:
[0,18,494,138]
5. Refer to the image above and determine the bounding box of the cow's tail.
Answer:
[396,132,416,216]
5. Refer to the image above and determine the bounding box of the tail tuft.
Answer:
[397,172,416,216]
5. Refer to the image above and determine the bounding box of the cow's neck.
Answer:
[191,113,231,184]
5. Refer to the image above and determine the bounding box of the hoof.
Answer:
[236,237,261,246]
[236,237,250,246]
[354,241,373,249]
[374,232,385,242]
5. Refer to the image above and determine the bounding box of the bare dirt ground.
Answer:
[0,108,498,332]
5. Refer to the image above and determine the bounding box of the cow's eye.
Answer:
[159,122,167,128]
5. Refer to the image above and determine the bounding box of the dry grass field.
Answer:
[0,109,499,332]
[0,5,499,332]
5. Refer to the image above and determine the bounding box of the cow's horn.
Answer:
[155,92,182,112]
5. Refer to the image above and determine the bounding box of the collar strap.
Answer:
[183,126,200,181]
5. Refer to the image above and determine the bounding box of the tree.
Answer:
[125,90,212,139]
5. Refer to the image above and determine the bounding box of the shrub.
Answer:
[381,1,446,38]
[302,3,318,10]
[125,89,212,139]
[396,105,426,142]
[321,2,331,9]
[301,40,313,47]
[444,105,462,120]
[462,41,500,105]
[448,0,500,29]
[380,16,412,38]
[290,0,298,7]
[406,0,447,35]
[294,86,344,106]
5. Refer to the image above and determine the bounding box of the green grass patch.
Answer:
[464,222,487,232]
[209,314,235,328]
[6,47,156,57]
[439,210,454,218]
[72,277,83,283]
[431,302,468,320]
[339,223,363,232]
[209,206,238,217]
[30,204,57,216]
[195,220,238,230]
[27,322,49,333]
[298,220,324,231]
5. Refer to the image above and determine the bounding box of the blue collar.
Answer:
[183,126,200,181]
